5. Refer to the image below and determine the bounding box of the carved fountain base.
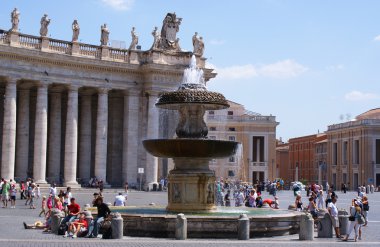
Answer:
[166,158,216,212]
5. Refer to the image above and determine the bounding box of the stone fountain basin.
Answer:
[89,206,301,238]
[142,139,239,158]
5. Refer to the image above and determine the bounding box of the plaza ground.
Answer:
[0,188,379,246]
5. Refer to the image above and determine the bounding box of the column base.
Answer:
[34,180,50,188]
[63,181,81,188]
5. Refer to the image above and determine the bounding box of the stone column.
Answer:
[1,79,17,180]
[145,92,159,188]
[33,84,49,184]
[64,86,79,186]
[122,90,140,185]
[78,93,92,182]
[15,88,29,180]
[94,88,109,182]
[47,91,62,183]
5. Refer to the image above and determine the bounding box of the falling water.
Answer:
[181,55,205,86]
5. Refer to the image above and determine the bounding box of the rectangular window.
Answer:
[376,139,380,164]
[353,140,359,164]
[333,143,338,165]
[227,111,233,119]
[228,170,235,177]
[343,141,348,165]
[252,136,264,162]
[228,127,236,131]
[229,156,235,162]
[208,110,215,119]
[228,136,236,141]
[209,127,216,131]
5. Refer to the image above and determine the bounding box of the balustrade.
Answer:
[79,43,101,58]
[0,31,8,44]
[19,34,41,49]
[49,39,70,54]
[109,48,128,61]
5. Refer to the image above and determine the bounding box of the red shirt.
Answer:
[73,218,88,229]
[67,203,80,215]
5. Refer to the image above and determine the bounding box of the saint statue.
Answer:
[10,8,20,32]
[40,14,50,37]
[151,26,161,50]
[128,27,138,50]
[100,23,109,46]
[192,32,205,56]
[72,20,80,42]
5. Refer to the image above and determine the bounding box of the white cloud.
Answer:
[211,59,308,80]
[258,59,308,78]
[209,39,225,45]
[100,0,134,11]
[344,90,379,101]
[374,35,380,41]
[326,64,345,71]
[216,64,258,80]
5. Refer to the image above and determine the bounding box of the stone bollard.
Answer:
[111,212,123,239]
[338,209,349,236]
[237,214,250,240]
[318,212,333,238]
[51,209,64,234]
[175,213,187,240]
[299,213,314,240]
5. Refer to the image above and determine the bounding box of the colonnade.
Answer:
[0,78,160,187]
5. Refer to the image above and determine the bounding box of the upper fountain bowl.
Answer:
[156,89,229,110]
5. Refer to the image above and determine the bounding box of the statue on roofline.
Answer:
[158,12,182,51]
[40,14,50,37]
[10,8,20,32]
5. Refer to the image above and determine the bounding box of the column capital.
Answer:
[124,89,141,97]
[67,84,80,92]
[144,90,160,97]
[97,87,110,94]
[5,77,19,85]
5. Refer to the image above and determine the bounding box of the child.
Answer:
[36,185,41,199]
[10,184,17,208]
[39,196,47,217]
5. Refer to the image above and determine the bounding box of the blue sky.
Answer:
[1,0,380,141]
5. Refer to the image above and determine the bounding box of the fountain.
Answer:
[116,55,301,238]
[143,55,238,212]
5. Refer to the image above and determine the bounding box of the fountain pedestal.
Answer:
[167,158,216,212]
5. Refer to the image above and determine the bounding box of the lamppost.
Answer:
[272,159,275,180]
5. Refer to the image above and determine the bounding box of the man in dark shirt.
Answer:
[87,197,111,238]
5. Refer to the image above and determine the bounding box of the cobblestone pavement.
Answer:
[0,188,379,246]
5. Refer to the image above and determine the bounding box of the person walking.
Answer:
[342,199,364,241]
[2,180,10,208]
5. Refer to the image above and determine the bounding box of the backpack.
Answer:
[102,227,112,239]
[58,223,67,235]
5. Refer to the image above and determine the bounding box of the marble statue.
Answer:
[100,23,109,46]
[158,13,182,51]
[192,32,205,56]
[151,26,161,50]
[40,14,50,37]
[128,27,138,50]
[10,8,20,32]
[72,20,80,42]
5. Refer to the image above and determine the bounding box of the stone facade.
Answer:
[326,109,380,189]
[206,101,278,183]
[0,13,215,187]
